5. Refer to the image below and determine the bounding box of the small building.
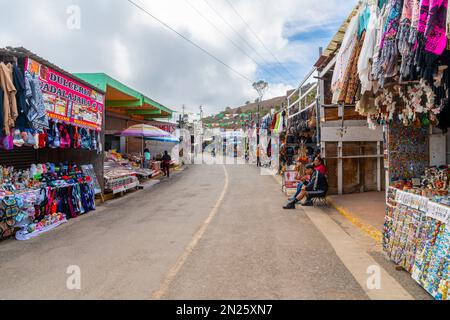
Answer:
[75,73,174,154]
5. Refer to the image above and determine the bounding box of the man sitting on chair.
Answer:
[283,164,328,209]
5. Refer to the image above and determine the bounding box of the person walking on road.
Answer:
[143,148,151,169]
[162,150,172,177]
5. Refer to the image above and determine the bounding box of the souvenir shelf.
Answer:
[384,187,450,300]
[0,163,96,241]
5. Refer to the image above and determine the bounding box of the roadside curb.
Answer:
[327,198,383,244]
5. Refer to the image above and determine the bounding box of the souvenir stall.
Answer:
[260,109,287,172]
[282,107,317,173]
[328,0,450,299]
[103,150,158,195]
[260,114,273,167]
[144,135,180,167]
[103,124,176,194]
[0,48,104,241]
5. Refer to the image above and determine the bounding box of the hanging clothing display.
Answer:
[339,31,367,104]
[372,1,392,93]
[331,13,359,104]
[24,71,49,133]
[398,0,420,81]
[374,0,404,87]
[12,65,28,129]
[421,0,449,82]
[0,62,18,135]
[358,3,379,94]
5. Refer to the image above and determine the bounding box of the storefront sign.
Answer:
[25,58,104,131]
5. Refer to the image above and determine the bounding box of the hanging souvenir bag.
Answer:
[38,129,47,149]
[24,129,37,147]
[67,186,78,218]
[13,129,25,147]
[73,127,81,149]
[80,128,91,150]
[1,196,20,220]
[59,123,71,149]
[51,122,61,148]
[91,130,97,151]
[34,188,48,221]
[46,122,55,147]
[71,184,83,214]
[1,134,14,151]
[44,189,55,216]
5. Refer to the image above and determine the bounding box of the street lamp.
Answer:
[253,80,268,167]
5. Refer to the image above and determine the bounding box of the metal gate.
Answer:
[0,147,38,170]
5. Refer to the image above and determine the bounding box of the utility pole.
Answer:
[253,80,268,167]
[199,105,204,153]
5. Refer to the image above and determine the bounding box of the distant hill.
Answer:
[230,95,287,115]
[203,95,288,129]
[203,83,316,129]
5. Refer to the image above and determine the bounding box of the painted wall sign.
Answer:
[25,58,104,131]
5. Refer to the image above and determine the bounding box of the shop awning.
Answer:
[75,73,174,119]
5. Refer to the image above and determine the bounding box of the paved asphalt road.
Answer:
[0,163,431,299]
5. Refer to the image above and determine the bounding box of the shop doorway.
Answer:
[324,141,385,195]
[105,135,121,152]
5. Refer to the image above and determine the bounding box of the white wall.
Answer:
[321,125,383,142]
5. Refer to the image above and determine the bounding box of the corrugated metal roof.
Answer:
[314,3,362,69]
[0,47,106,94]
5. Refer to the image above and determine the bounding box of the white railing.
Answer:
[287,67,318,119]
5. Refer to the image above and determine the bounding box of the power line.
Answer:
[202,0,293,85]
[184,0,286,84]
[127,0,254,84]
[223,0,298,81]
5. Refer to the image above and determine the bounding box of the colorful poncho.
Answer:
[424,0,448,56]
[398,0,421,80]
[414,0,449,82]
[376,0,404,87]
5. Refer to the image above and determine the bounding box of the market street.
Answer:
[0,163,431,300]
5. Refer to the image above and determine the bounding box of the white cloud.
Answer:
[112,37,132,81]
[0,0,357,114]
